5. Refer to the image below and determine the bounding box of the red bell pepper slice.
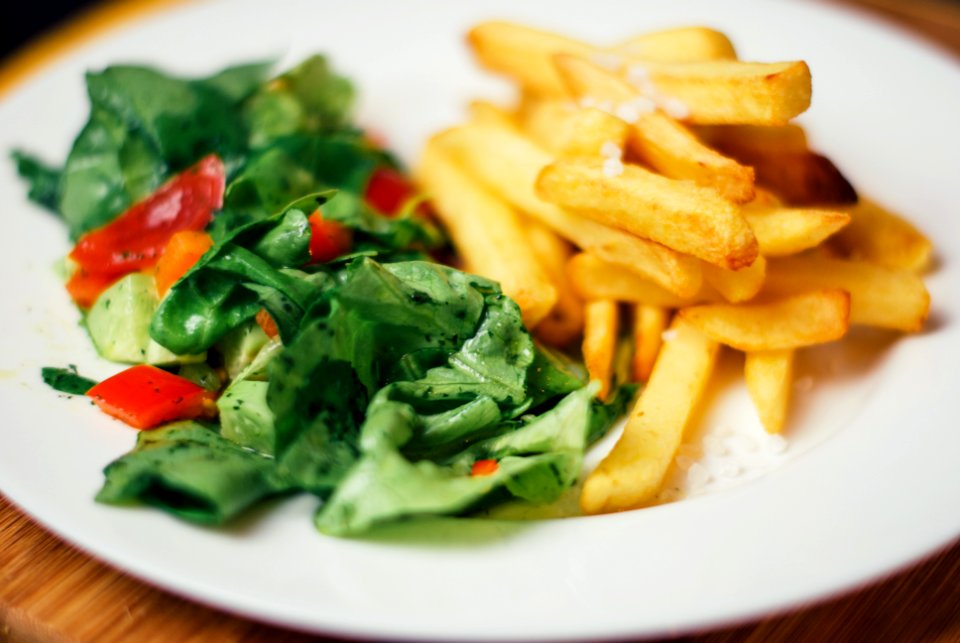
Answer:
[471,459,499,477]
[87,364,217,430]
[307,210,352,264]
[364,166,416,217]
[70,154,225,277]
[255,308,279,339]
[65,269,124,309]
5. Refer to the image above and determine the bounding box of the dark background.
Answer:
[2,1,93,59]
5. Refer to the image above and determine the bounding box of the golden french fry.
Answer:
[748,187,785,208]
[518,99,629,158]
[744,350,794,434]
[537,157,759,270]
[581,318,719,514]
[566,253,702,308]
[701,255,766,303]
[624,59,812,125]
[753,152,857,206]
[743,205,850,257]
[467,21,594,95]
[764,256,930,332]
[697,123,809,155]
[415,138,557,327]
[525,219,584,347]
[434,122,703,297]
[679,289,850,351]
[554,55,755,203]
[611,27,737,63]
[468,22,810,124]
[703,127,857,206]
[467,100,518,128]
[631,305,670,382]
[582,300,619,401]
[832,198,933,273]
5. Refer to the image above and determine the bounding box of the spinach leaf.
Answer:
[215,132,392,236]
[316,386,599,536]
[12,151,61,212]
[265,259,488,469]
[151,198,335,355]
[40,366,97,395]
[52,62,271,238]
[96,421,291,524]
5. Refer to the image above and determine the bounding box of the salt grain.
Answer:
[661,97,691,120]
[723,434,759,455]
[614,102,641,124]
[591,53,623,71]
[602,157,624,177]
[675,455,695,471]
[660,329,679,342]
[600,141,622,159]
[766,434,788,454]
[626,64,650,84]
[687,462,711,491]
[718,462,743,479]
[703,435,728,456]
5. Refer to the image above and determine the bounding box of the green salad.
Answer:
[15,56,629,536]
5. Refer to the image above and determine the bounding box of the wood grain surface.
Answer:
[2,1,959,642]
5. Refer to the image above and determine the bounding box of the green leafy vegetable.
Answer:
[96,421,291,523]
[18,54,630,537]
[41,366,97,395]
[12,151,61,212]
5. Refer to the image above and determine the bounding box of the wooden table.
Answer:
[2,1,959,641]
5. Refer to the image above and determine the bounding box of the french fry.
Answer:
[554,55,755,203]
[744,350,794,434]
[582,300,620,401]
[581,318,719,514]
[467,21,594,95]
[748,187,785,208]
[467,99,517,128]
[525,219,584,347]
[631,305,670,382]
[518,99,629,158]
[611,27,737,63]
[701,255,766,303]
[567,253,702,308]
[415,138,557,327]
[703,127,857,205]
[624,59,812,125]
[536,157,759,269]
[697,123,810,155]
[832,198,933,273]
[678,289,850,351]
[764,256,930,332]
[434,121,703,296]
[468,21,811,126]
[743,204,851,257]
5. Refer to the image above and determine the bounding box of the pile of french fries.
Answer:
[415,22,933,516]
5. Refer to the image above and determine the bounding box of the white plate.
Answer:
[1,0,959,640]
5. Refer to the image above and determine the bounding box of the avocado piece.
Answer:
[217,379,277,456]
[216,321,271,380]
[85,273,204,365]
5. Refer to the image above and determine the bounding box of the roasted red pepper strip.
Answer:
[87,364,217,430]
[471,459,499,477]
[364,166,416,217]
[255,308,279,339]
[70,154,225,277]
[307,210,352,264]
[65,269,124,309]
